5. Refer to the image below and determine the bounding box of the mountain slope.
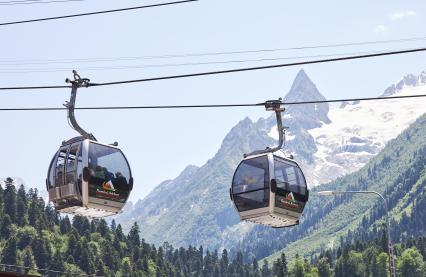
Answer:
[262,112,426,262]
[117,69,426,257]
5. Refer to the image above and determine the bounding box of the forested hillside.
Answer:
[269,234,426,277]
[2,180,426,277]
[0,113,425,277]
[257,112,426,263]
[0,180,261,276]
[117,69,426,258]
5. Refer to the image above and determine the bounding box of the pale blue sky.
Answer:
[0,0,425,201]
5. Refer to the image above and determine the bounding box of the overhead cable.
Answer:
[1,94,425,111]
[1,36,426,65]
[0,0,84,6]
[0,0,198,26]
[0,49,403,74]
[1,46,426,90]
[88,47,426,87]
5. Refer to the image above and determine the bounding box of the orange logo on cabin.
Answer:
[102,180,116,192]
[284,192,295,202]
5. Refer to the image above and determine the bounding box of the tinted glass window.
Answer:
[234,190,269,212]
[65,144,79,186]
[232,156,269,194]
[76,146,83,194]
[274,158,306,195]
[88,143,131,203]
[55,147,68,187]
[47,153,56,189]
[232,156,269,212]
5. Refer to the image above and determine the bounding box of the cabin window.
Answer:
[232,156,270,212]
[65,143,79,187]
[88,143,131,202]
[274,158,306,195]
[54,147,68,187]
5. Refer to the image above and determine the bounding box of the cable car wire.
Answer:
[1,46,426,90]
[0,48,419,74]
[1,36,426,65]
[0,93,425,111]
[0,49,410,74]
[0,0,198,26]
[0,0,84,6]
[87,46,426,87]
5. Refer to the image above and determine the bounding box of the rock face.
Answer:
[116,69,426,255]
[382,71,426,96]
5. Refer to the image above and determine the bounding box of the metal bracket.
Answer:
[64,70,96,141]
[244,98,286,157]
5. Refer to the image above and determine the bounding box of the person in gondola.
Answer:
[114,172,128,198]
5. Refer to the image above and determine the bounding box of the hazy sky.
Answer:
[0,0,425,201]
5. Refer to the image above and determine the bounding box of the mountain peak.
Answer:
[280,69,330,127]
[285,69,326,102]
[382,70,426,97]
[294,68,308,81]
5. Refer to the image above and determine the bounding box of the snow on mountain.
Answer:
[382,70,426,96]
[118,69,425,253]
[268,70,426,188]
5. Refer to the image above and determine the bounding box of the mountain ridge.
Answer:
[116,69,426,260]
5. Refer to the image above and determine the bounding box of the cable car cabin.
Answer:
[47,137,133,217]
[230,151,308,228]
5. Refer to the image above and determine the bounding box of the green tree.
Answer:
[3,181,17,223]
[32,237,50,269]
[375,252,389,277]
[1,214,13,238]
[397,248,425,277]
[119,257,133,277]
[335,250,366,277]
[50,250,65,273]
[16,185,28,226]
[22,247,37,272]
[281,253,288,276]
[317,257,332,277]
[261,260,270,277]
[1,236,17,265]
[128,222,141,248]
[291,255,305,277]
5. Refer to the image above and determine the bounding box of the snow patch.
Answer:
[307,84,426,186]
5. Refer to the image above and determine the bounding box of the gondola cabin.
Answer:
[230,151,308,228]
[47,137,133,217]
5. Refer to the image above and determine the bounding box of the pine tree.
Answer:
[16,185,28,227]
[1,236,17,265]
[32,237,50,269]
[50,250,65,273]
[22,247,38,274]
[1,214,12,238]
[375,252,389,277]
[97,219,109,236]
[115,224,126,241]
[291,254,305,277]
[79,247,95,274]
[128,222,141,248]
[317,257,332,277]
[281,252,288,275]
[261,260,270,277]
[67,233,78,258]
[4,182,17,223]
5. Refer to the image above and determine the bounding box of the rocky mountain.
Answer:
[116,69,426,259]
[382,70,426,96]
[262,112,426,263]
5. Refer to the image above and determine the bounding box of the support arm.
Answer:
[64,71,96,141]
